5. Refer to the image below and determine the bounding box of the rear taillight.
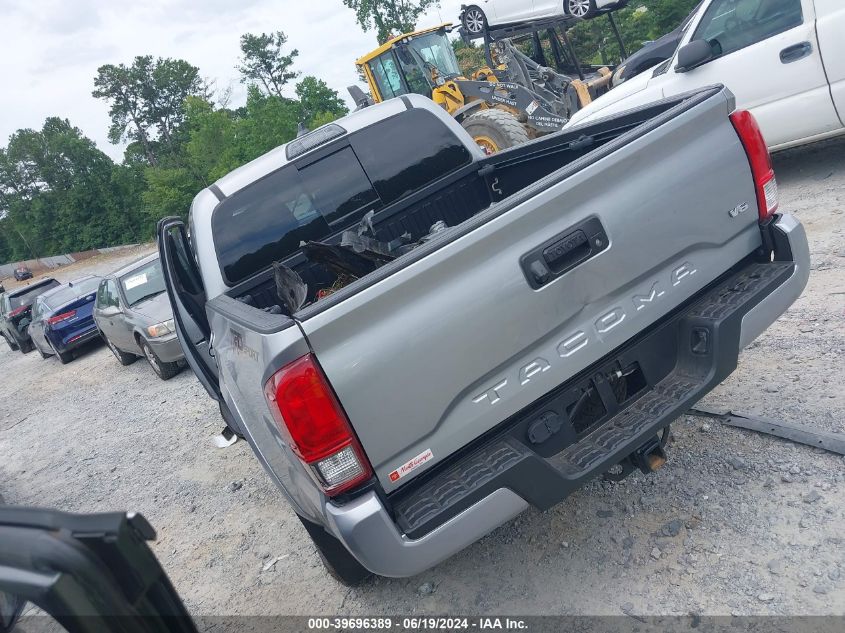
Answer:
[47,310,76,326]
[8,306,27,318]
[730,109,778,221]
[264,354,372,496]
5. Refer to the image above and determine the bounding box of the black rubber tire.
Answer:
[18,338,33,354]
[564,0,598,19]
[139,338,181,380]
[3,333,18,351]
[56,349,74,364]
[297,515,372,586]
[461,109,530,154]
[461,5,487,35]
[105,335,137,366]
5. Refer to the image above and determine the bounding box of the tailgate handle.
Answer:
[521,217,608,289]
[543,230,590,272]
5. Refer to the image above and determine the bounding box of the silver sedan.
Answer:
[93,254,185,380]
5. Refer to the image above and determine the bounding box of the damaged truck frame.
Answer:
[158,86,809,584]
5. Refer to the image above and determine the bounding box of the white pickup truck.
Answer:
[569,0,845,150]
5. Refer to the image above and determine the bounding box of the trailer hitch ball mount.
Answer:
[603,432,668,482]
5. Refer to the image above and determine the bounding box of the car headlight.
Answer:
[147,319,175,338]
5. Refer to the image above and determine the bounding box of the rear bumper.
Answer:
[50,321,101,353]
[324,214,809,577]
[146,333,184,363]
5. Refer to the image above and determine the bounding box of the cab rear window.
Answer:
[211,109,472,285]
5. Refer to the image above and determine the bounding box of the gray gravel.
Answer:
[1,138,844,616]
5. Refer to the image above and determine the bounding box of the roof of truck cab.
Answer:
[212,95,442,199]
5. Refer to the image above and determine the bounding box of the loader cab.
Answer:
[358,25,461,102]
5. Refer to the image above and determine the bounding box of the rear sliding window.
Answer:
[212,110,472,285]
[8,281,60,309]
[351,110,472,204]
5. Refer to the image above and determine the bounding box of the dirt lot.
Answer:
[1,138,844,618]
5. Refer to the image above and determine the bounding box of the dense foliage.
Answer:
[0,1,696,264]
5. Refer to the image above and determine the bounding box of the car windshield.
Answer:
[8,281,59,310]
[44,278,102,310]
[120,259,166,307]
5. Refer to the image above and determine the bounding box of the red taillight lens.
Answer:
[47,310,76,326]
[730,110,778,221]
[264,354,372,496]
[8,306,27,318]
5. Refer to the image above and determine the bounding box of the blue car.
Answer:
[27,276,103,364]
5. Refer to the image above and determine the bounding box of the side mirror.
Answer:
[675,39,715,72]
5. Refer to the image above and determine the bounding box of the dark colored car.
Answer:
[28,276,103,364]
[12,266,33,281]
[0,278,61,353]
[93,254,184,380]
[612,1,702,86]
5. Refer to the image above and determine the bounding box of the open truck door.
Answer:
[0,505,196,633]
[157,217,220,402]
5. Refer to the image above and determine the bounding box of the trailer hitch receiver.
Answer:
[631,435,667,474]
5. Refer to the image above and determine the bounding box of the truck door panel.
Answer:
[663,0,839,146]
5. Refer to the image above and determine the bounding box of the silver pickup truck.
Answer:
[158,87,809,584]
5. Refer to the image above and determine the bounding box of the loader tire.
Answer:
[461,109,530,154]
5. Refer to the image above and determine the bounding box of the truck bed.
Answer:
[214,87,769,496]
[226,97,678,312]
[291,86,767,492]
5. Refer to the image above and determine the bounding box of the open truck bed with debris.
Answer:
[158,87,809,583]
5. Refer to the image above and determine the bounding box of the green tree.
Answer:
[295,76,348,128]
[92,56,158,165]
[237,32,300,99]
[342,0,441,44]
[0,118,145,260]
[92,56,207,165]
[452,38,486,76]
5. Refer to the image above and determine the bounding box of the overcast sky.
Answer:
[0,0,466,161]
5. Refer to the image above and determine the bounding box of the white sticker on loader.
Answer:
[389,448,434,482]
[124,273,148,290]
[526,100,539,115]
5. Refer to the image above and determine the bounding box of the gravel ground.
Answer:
[1,138,844,618]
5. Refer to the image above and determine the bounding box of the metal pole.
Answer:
[607,13,628,60]
[548,28,565,71]
[483,26,495,70]
[531,32,548,67]
[558,26,585,80]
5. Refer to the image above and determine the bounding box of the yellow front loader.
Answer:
[354,25,596,153]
